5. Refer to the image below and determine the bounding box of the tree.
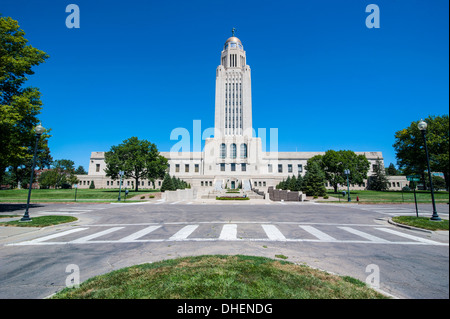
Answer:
[368,158,390,191]
[0,16,50,183]
[288,175,297,191]
[386,163,397,176]
[160,173,174,192]
[37,159,78,189]
[310,150,370,193]
[295,174,304,191]
[302,161,327,197]
[393,115,449,190]
[104,137,168,191]
[75,165,87,175]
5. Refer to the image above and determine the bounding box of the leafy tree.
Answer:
[393,115,449,190]
[75,165,87,175]
[386,163,397,176]
[295,174,304,191]
[37,159,78,189]
[104,137,168,191]
[288,175,297,191]
[368,158,390,191]
[309,150,370,193]
[160,173,174,192]
[0,16,50,183]
[302,161,327,197]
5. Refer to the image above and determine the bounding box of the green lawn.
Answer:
[0,188,159,203]
[392,216,449,231]
[325,190,449,203]
[0,215,77,227]
[52,255,388,299]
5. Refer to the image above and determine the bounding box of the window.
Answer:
[230,143,237,159]
[288,164,293,173]
[220,163,225,171]
[278,164,283,173]
[185,164,189,172]
[298,164,303,173]
[201,181,204,186]
[96,164,100,172]
[241,163,246,172]
[240,143,247,158]
[107,181,109,186]
[195,164,199,173]
[175,164,180,172]
[268,164,273,173]
[220,143,227,159]
[231,163,236,171]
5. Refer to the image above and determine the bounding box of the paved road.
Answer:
[0,200,448,299]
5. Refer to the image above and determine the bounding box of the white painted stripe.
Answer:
[37,212,82,215]
[70,227,124,243]
[299,225,336,241]
[219,224,237,240]
[26,228,88,243]
[262,225,286,241]
[118,225,161,242]
[375,228,440,244]
[169,225,199,240]
[339,227,389,243]
[170,201,182,205]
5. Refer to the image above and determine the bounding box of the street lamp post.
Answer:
[418,119,441,221]
[118,171,124,201]
[344,169,351,202]
[20,123,45,222]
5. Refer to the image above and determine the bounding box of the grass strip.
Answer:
[391,216,449,231]
[52,255,388,299]
[0,215,78,227]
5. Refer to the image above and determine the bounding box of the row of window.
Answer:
[171,164,200,173]
[220,143,247,159]
[268,164,303,174]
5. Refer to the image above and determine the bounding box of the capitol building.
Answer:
[77,32,403,193]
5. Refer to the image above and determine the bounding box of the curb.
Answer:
[387,217,433,234]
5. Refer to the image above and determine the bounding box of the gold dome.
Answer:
[225,36,242,44]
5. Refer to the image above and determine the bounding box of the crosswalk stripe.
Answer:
[262,225,286,241]
[299,225,336,241]
[169,225,199,240]
[219,224,237,240]
[70,227,124,243]
[375,227,441,245]
[25,228,88,243]
[118,225,161,242]
[339,227,389,243]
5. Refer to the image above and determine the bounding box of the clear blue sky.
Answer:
[1,0,448,171]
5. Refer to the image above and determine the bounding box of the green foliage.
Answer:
[386,163,397,176]
[37,159,78,189]
[368,158,390,191]
[313,150,370,193]
[104,137,168,191]
[393,115,449,190]
[89,180,95,189]
[0,16,51,183]
[302,161,327,197]
[160,173,174,192]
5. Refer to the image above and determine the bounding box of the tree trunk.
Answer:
[135,177,139,192]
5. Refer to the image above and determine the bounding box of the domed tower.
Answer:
[214,28,252,137]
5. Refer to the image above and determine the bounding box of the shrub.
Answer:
[89,181,95,189]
